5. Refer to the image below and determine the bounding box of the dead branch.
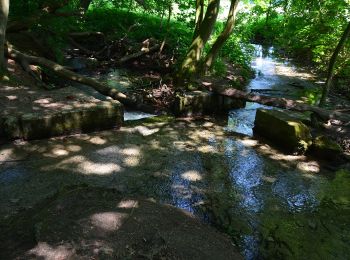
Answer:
[69,31,105,38]
[116,44,160,65]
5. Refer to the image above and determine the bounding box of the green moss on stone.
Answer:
[253,109,312,154]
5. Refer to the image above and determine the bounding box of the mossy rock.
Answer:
[310,135,343,160]
[253,109,312,154]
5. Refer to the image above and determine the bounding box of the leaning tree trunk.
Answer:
[319,21,350,107]
[179,0,220,78]
[203,0,239,71]
[0,0,9,73]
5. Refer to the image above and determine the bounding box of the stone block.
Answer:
[253,109,312,154]
[173,91,245,116]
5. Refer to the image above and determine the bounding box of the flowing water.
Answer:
[159,45,350,259]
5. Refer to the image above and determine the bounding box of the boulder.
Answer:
[253,109,312,153]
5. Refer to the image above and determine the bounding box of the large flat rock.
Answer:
[0,83,123,140]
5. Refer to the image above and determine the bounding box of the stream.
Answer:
[0,45,349,259]
[156,45,349,259]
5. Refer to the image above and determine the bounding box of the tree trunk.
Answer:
[193,0,205,40]
[208,84,350,122]
[0,0,9,73]
[179,0,220,78]
[159,4,172,56]
[203,0,239,71]
[319,21,350,107]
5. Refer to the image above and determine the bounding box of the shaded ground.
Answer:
[2,186,241,259]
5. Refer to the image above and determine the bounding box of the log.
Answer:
[209,85,350,122]
[6,45,156,113]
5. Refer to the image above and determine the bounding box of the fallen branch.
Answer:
[208,85,350,122]
[69,31,105,38]
[6,45,156,113]
[116,43,160,65]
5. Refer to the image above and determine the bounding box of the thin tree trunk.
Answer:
[159,3,172,56]
[203,0,239,71]
[0,0,9,73]
[319,21,350,107]
[179,0,220,78]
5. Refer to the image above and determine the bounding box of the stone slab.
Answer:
[173,90,246,116]
[0,100,123,140]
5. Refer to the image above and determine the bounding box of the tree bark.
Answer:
[319,21,350,107]
[203,0,239,71]
[6,46,156,112]
[193,0,205,40]
[179,0,220,77]
[208,84,350,122]
[0,0,9,73]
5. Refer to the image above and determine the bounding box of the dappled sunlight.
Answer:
[89,136,107,145]
[0,148,15,162]
[5,95,18,100]
[134,126,160,136]
[181,170,202,182]
[27,242,75,259]
[47,155,122,175]
[51,147,69,156]
[117,199,138,209]
[90,212,127,232]
[296,161,320,174]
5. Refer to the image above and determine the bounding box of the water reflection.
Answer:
[225,138,263,212]
[170,153,205,215]
[272,172,319,212]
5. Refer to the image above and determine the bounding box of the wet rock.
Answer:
[310,135,343,160]
[173,91,245,116]
[253,109,312,154]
